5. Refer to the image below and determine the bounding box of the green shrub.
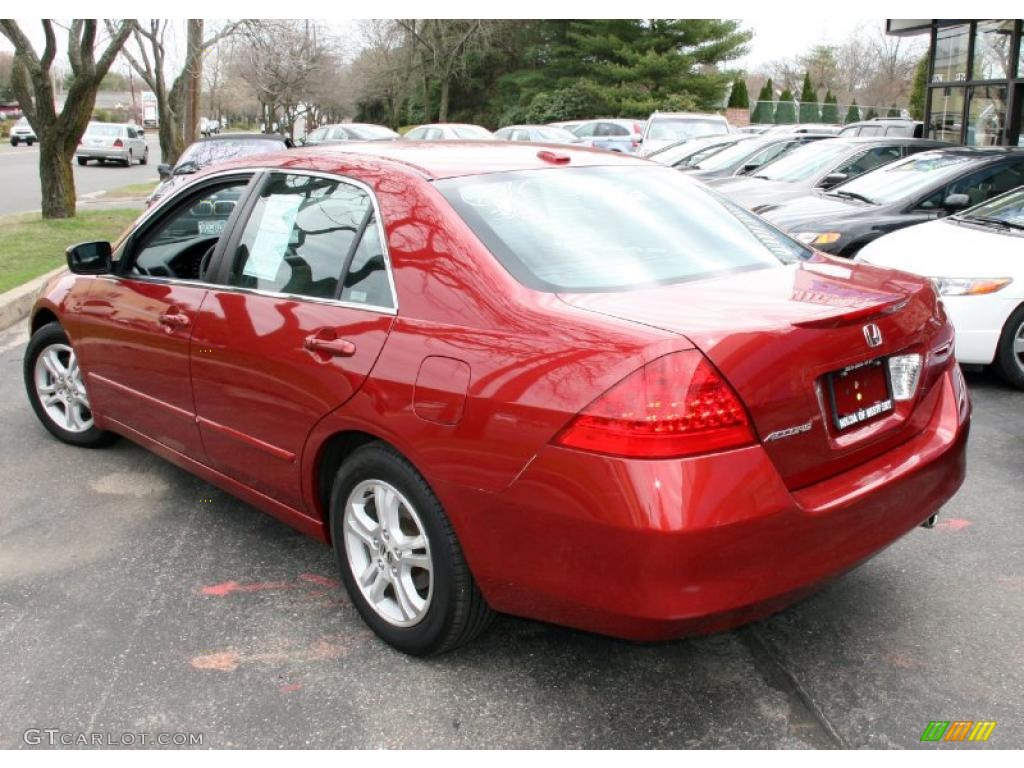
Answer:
[774,89,797,124]
[798,73,819,122]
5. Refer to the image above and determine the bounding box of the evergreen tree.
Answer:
[774,88,797,124]
[865,106,879,120]
[909,55,928,120]
[798,72,819,123]
[727,76,749,109]
[887,104,901,117]
[750,77,773,124]
[844,100,860,124]
[821,90,839,123]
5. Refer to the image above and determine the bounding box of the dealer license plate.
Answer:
[826,358,893,431]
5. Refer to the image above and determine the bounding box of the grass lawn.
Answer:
[0,209,140,294]
[100,182,157,200]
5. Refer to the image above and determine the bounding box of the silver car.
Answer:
[75,123,149,166]
[571,119,645,153]
[404,123,495,140]
[494,125,584,145]
[9,116,37,146]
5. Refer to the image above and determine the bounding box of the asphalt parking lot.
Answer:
[0,318,1021,749]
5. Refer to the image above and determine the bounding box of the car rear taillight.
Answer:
[631,139,640,149]
[554,351,755,459]
[113,138,124,148]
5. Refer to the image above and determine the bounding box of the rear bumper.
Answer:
[76,147,130,161]
[441,363,970,641]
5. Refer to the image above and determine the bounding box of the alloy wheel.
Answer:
[33,343,93,433]
[343,479,433,627]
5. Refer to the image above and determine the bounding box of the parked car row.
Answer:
[696,132,1024,388]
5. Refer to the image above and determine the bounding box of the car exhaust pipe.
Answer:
[921,514,938,529]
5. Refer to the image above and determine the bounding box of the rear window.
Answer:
[437,166,809,292]
[86,124,122,137]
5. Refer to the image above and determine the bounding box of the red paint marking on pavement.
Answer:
[935,518,971,531]
[298,573,340,588]
[200,580,294,596]
[279,683,303,693]
[191,651,241,672]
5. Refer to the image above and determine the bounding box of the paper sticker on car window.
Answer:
[244,195,302,281]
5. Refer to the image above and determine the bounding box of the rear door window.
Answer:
[228,174,371,300]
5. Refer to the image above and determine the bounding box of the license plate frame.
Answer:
[826,357,893,431]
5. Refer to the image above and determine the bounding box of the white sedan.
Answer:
[856,186,1024,388]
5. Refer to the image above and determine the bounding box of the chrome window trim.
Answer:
[120,165,400,313]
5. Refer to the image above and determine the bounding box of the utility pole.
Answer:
[184,19,204,145]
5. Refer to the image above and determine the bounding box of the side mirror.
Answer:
[740,162,760,174]
[157,163,172,181]
[943,193,970,211]
[66,241,112,275]
[820,171,849,188]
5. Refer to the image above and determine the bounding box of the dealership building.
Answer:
[888,19,1023,146]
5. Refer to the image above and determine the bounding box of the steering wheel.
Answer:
[198,244,217,282]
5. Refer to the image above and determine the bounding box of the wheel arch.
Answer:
[30,307,60,335]
[313,429,388,537]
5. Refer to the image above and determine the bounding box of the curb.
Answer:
[0,266,67,332]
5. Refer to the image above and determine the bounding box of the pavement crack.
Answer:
[738,625,848,749]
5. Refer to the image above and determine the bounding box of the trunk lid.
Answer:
[559,258,952,489]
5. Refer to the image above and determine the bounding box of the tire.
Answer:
[330,442,493,655]
[140,148,148,166]
[26,139,33,146]
[10,138,17,147]
[125,150,133,167]
[992,304,1024,390]
[77,157,88,166]
[24,322,116,448]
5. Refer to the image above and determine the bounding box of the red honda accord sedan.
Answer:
[24,142,970,655]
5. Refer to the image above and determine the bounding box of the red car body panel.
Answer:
[30,143,971,641]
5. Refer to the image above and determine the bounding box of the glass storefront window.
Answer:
[1019,25,1024,78]
[932,24,970,84]
[973,20,1015,80]
[928,86,964,142]
[966,86,1008,146]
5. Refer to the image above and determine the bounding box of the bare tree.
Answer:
[113,19,241,167]
[755,23,925,114]
[350,20,418,128]
[0,20,133,218]
[396,20,491,123]
[235,20,342,138]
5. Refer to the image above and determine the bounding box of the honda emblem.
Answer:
[863,323,883,348]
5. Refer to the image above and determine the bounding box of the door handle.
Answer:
[304,336,356,357]
[158,311,190,328]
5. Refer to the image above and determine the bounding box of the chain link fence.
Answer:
[746,100,911,126]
